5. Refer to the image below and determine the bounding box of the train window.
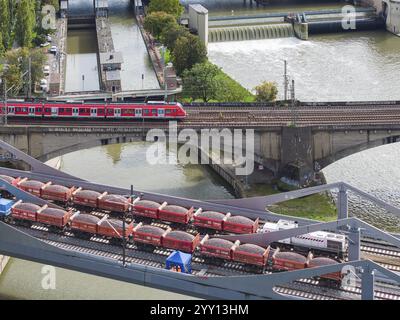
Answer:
[166,109,171,114]
[22,107,27,112]
[37,108,42,112]
[144,109,150,114]
[45,108,50,112]
[107,109,113,115]
[16,107,21,112]
[98,109,104,115]
[59,108,64,113]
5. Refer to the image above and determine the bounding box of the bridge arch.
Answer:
[315,133,400,170]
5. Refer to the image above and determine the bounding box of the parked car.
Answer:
[40,42,50,47]
[49,46,58,54]
[43,65,50,76]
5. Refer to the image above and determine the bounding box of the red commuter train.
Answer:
[0,100,187,120]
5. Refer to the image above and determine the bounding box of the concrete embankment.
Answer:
[0,255,10,277]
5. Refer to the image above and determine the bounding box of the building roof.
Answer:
[189,4,209,15]
[95,0,109,9]
[60,0,68,10]
[100,52,124,65]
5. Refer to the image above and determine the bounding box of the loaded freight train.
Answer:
[0,198,343,285]
[0,174,347,257]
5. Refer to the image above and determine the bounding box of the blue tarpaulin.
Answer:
[165,250,192,274]
[0,198,13,216]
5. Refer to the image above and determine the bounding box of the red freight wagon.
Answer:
[308,256,342,282]
[132,199,162,219]
[162,230,200,253]
[97,218,134,239]
[0,174,20,186]
[223,216,259,234]
[11,201,41,222]
[232,243,270,267]
[36,206,73,228]
[41,183,75,202]
[18,178,50,197]
[199,235,238,260]
[158,205,194,224]
[133,223,170,247]
[98,193,131,212]
[272,250,308,271]
[72,188,105,208]
[70,212,100,235]
[193,210,228,231]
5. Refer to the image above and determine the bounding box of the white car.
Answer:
[40,79,48,91]
[46,35,52,42]
[40,42,50,47]
[43,65,50,76]
[49,46,58,54]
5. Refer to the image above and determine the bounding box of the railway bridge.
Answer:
[1,101,400,183]
[1,139,400,300]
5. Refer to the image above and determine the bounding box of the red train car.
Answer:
[158,205,194,224]
[36,206,73,228]
[11,201,41,222]
[223,216,259,234]
[41,183,75,202]
[0,175,20,186]
[162,230,200,253]
[18,178,50,197]
[232,243,270,267]
[72,188,104,208]
[133,223,170,247]
[199,235,239,261]
[271,249,308,271]
[307,256,342,283]
[132,199,162,219]
[97,218,134,240]
[193,210,228,231]
[70,212,100,236]
[2,101,187,120]
[98,193,131,212]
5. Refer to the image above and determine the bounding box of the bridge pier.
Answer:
[348,227,361,261]
[361,266,375,300]
[337,185,349,220]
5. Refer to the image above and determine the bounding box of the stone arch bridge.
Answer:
[1,123,399,181]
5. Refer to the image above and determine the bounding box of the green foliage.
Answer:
[15,0,36,48]
[215,70,254,102]
[172,34,207,75]
[254,81,278,102]
[182,62,220,102]
[144,11,178,40]
[147,0,184,19]
[2,48,46,95]
[0,0,11,50]
[162,24,190,52]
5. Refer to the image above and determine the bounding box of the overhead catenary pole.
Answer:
[283,60,289,101]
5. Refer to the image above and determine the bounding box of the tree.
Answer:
[144,11,177,40]
[147,0,184,19]
[182,62,220,102]
[254,81,278,102]
[162,24,189,51]
[172,34,207,75]
[0,0,10,50]
[15,0,36,47]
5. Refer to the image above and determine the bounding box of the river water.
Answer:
[65,0,159,92]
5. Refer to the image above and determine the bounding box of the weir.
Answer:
[209,23,294,42]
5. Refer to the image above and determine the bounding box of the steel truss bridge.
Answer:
[1,140,400,300]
